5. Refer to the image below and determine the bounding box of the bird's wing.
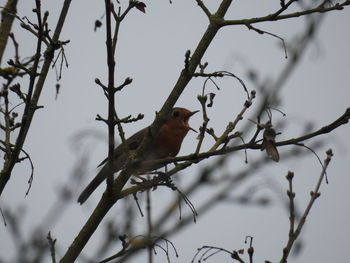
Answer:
[97,127,149,167]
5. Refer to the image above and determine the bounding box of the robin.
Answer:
[77,107,198,204]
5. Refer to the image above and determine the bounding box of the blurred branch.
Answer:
[0,0,18,64]
[60,1,235,261]
[112,7,347,260]
[47,232,57,263]
[114,141,322,263]
[146,187,153,263]
[0,0,72,195]
[0,0,46,195]
[2,1,349,263]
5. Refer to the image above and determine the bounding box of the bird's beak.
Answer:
[189,110,199,117]
[187,110,199,132]
[189,126,197,132]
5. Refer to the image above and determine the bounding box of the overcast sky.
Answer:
[1,1,350,263]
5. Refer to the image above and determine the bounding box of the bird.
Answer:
[77,107,198,204]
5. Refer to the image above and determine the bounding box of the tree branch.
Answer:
[221,1,350,26]
[0,0,72,196]
[0,0,18,64]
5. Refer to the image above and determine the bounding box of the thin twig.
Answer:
[21,148,34,196]
[195,0,212,18]
[222,1,350,26]
[47,232,57,263]
[279,149,333,263]
[245,23,288,59]
[285,171,295,237]
[146,184,153,263]
[0,0,73,196]
[0,206,7,226]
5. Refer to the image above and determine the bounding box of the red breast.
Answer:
[151,108,198,158]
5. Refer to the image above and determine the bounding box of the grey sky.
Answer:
[1,1,349,262]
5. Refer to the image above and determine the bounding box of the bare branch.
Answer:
[47,232,57,263]
[279,149,334,263]
[0,0,18,64]
[195,0,212,18]
[245,23,288,59]
[222,1,350,26]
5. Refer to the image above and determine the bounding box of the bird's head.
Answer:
[167,107,199,132]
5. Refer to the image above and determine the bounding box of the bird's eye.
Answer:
[172,110,180,117]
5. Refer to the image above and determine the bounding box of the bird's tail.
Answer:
[77,165,111,204]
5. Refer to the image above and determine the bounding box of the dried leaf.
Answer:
[135,1,146,13]
[207,93,216,107]
[262,125,279,162]
[94,19,102,32]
